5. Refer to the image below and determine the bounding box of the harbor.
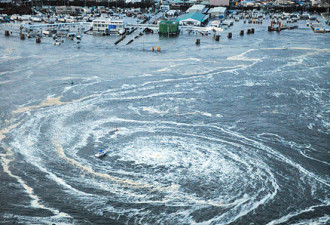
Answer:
[1,0,330,47]
[0,1,329,225]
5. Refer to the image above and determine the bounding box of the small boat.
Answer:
[53,40,61,45]
[67,32,76,40]
[222,19,234,27]
[95,149,106,158]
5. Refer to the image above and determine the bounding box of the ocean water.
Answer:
[0,18,329,225]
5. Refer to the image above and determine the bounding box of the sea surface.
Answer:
[0,18,329,225]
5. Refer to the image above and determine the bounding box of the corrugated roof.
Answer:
[189,4,206,10]
[209,7,227,13]
[177,11,207,22]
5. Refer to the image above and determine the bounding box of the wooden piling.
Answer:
[126,39,134,45]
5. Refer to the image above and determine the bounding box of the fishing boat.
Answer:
[95,149,106,158]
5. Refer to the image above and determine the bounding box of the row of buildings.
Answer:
[1,0,329,8]
[0,0,229,5]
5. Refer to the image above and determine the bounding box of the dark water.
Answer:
[0,18,329,225]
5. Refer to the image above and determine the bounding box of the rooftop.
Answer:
[177,11,207,22]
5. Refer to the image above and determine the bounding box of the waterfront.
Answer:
[0,18,329,224]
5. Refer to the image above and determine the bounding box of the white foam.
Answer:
[156,67,171,72]
[227,49,261,61]
[266,203,329,225]
[142,106,169,115]
[290,214,330,225]
[0,146,71,219]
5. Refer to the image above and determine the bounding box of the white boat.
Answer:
[10,14,18,21]
[210,20,221,28]
[300,13,310,20]
[222,19,234,27]
[53,39,62,45]
[46,16,57,24]
[95,150,106,158]
[31,16,42,22]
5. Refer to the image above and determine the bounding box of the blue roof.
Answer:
[177,12,207,23]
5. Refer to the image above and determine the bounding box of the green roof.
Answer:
[177,12,207,23]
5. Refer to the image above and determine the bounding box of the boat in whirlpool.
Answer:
[95,149,106,158]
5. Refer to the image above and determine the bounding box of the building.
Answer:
[166,9,179,16]
[160,4,170,12]
[209,0,229,6]
[187,4,208,14]
[92,17,125,34]
[177,11,208,26]
[208,6,226,18]
[55,6,83,15]
[169,0,195,9]
[125,0,143,3]
[158,20,179,35]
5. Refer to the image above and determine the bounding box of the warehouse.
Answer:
[177,11,208,26]
[208,7,227,19]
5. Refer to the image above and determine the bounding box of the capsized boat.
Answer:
[95,149,106,158]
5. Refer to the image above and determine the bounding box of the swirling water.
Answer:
[0,19,329,224]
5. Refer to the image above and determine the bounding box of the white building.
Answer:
[311,0,322,6]
[187,4,208,14]
[160,4,170,12]
[92,18,125,34]
[208,7,227,18]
